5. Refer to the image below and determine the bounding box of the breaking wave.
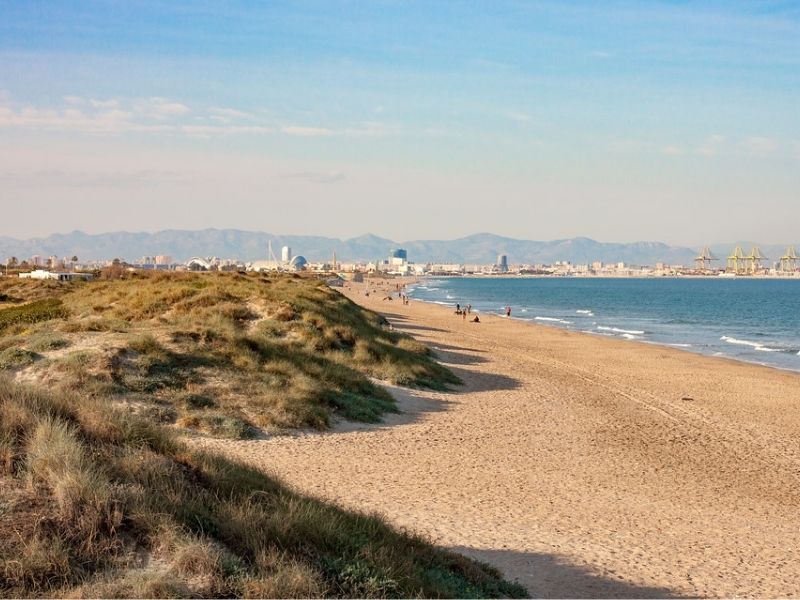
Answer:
[597,326,645,335]
[535,316,573,324]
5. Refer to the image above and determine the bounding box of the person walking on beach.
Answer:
[505,305,512,318]
[462,309,467,321]
[467,304,472,314]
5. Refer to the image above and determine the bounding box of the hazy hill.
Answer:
[1,229,795,266]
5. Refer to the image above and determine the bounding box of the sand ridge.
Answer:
[193,282,800,598]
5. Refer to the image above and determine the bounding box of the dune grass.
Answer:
[0,377,526,598]
[0,298,68,332]
[0,273,524,597]
[0,272,458,435]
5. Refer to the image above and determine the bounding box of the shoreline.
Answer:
[405,276,800,375]
[406,292,800,376]
[195,279,800,598]
[424,273,800,280]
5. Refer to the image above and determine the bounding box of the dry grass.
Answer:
[0,377,526,598]
[0,274,522,598]
[1,272,458,435]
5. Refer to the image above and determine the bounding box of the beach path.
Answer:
[194,283,800,598]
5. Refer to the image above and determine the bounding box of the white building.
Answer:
[19,270,93,281]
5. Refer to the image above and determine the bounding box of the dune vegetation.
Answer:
[0,272,526,597]
[0,272,459,436]
[0,376,525,598]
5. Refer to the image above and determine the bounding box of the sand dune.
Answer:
[194,282,800,598]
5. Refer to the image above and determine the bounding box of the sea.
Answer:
[406,277,800,373]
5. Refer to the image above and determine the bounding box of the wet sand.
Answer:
[195,281,800,598]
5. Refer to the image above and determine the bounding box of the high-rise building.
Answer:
[390,248,408,261]
[496,254,509,273]
[281,246,292,263]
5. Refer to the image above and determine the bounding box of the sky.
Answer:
[1,1,799,246]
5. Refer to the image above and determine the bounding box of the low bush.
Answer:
[0,348,39,370]
[1,272,459,432]
[26,334,70,352]
[0,298,68,332]
[0,378,527,598]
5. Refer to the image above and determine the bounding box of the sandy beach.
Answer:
[195,281,800,598]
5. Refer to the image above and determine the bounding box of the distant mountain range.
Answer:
[0,229,795,267]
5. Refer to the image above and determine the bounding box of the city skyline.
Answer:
[1,227,798,266]
[2,2,799,244]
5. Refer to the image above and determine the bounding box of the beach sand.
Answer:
[194,281,800,598]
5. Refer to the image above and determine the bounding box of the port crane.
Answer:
[726,246,746,274]
[694,246,718,272]
[745,246,768,274]
[779,246,798,272]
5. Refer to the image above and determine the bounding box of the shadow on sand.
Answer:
[446,364,520,392]
[380,311,450,334]
[332,382,455,432]
[453,547,687,599]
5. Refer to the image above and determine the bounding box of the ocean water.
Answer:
[407,277,800,372]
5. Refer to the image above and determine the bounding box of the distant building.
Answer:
[388,248,408,267]
[187,257,213,271]
[289,255,307,271]
[496,254,509,273]
[281,246,292,263]
[20,270,93,282]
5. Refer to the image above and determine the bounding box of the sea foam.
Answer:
[720,336,781,353]
[535,316,573,324]
[597,326,645,335]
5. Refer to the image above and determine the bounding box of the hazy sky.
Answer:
[1,1,799,245]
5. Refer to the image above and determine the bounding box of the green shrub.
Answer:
[0,298,68,331]
[0,377,525,598]
[0,348,38,369]
[27,334,70,352]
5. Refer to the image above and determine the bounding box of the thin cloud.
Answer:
[89,98,120,109]
[695,134,726,156]
[661,145,684,156]
[209,107,253,121]
[0,93,400,140]
[144,97,190,119]
[282,125,335,137]
[181,124,274,137]
[504,111,533,124]
[0,95,267,137]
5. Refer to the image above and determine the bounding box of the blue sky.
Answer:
[1,1,799,245]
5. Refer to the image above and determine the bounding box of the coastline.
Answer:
[435,273,800,280]
[408,292,800,376]
[194,279,800,598]
[407,276,800,374]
